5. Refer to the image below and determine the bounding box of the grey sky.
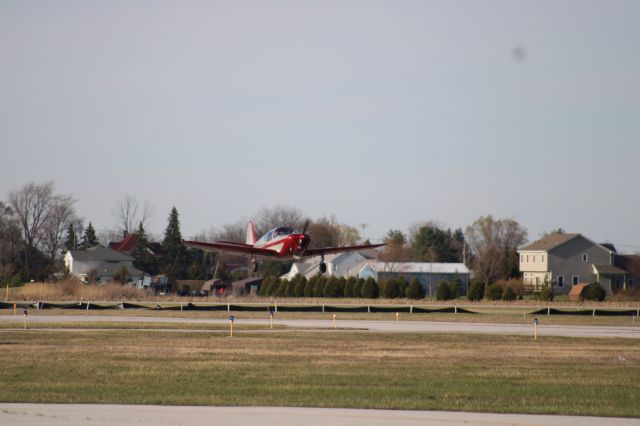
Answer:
[1,1,639,249]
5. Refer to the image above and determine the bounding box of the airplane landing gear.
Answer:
[319,253,327,274]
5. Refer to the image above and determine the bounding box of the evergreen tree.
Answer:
[361,277,379,299]
[397,277,409,298]
[405,278,424,299]
[436,281,452,301]
[80,222,99,249]
[63,223,78,252]
[412,226,459,262]
[467,279,484,301]
[293,275,307,297]
[162,207,187,281]
[276,279,288,297]
[448,273,462,299]
[323,276,338,298]
[304,275,317,297]
[336,277,346,298]
[313,275,326,297]
[344,276,356,298]
[353,278,365,298]
[501,286,516,301]
[132,222,158,275]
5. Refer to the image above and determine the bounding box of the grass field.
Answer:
[0,329,639,417]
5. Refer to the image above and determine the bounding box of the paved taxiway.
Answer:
[1,314,638,338]
[2,404,639,426]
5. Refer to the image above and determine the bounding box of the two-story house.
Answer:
[64,245,145,284]
[518,233,636,294]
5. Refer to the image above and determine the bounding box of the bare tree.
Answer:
[0,202,22,273]
[8,181,55,250]
[252,205,306,236]
[97,228,122,247]
[40,194,77,261]
[214,220,247,243]
[113,195,154,236]
[465,215,527,287]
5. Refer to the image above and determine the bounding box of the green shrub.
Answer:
[293,275,307,297]
[113,266,130,284]
[396,277,409,298]
[344,277,356,298]
[380,279,399,299]
[436,281,452,301]
[313,276,326,297]
[353,278,365,298]
[323,276,338,298]
[485,284,502,301]
[467,280,484,301]
[585,282,606,302]
[336,277,346,298]
[536,276,554,301]
[501,286,516,301]
[361,277,379,299]
[405,278,424,299]
[304,275,317,297]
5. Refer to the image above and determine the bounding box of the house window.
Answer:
[527,255,529,263]
[582,253,588,262]
[520,254,523,263]
[535,276,539,287]
[533,255,536,262]
[572,275,579,285]
[557,275,564,288]
[542,255,545,263]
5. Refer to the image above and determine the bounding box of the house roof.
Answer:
[519,233,580,252]
[614,255,640,276]
[69,246,134,262]
[86,262,144,277]
[109,234,137,252]
[109,234,163,256]
[592,264,628,275]
[363,262,469,274]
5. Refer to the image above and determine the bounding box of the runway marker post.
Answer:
[533,318,539,340]
[395,312,399,321]
[332,314,336,329]
[13,303,17,315]
[229,315,235,337]
[269,310,273,329]
[23,309,28,330]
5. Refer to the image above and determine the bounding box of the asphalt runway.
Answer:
[2,404,640,426]
[1,314,639,338]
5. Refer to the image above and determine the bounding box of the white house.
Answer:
[64,246,146,284]
[358,262,470,296]
[281,251,376,281]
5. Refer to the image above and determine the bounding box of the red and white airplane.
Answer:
[183,222,384,274]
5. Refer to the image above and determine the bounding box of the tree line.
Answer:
[1,180,530,292]
[259,274,430,300]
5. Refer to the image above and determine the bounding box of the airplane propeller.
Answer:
[301,219,311,235]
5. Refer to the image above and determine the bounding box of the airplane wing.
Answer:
[301,243,386,257]
[182,240,281,257]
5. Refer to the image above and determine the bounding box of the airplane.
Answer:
[182,221,385,274]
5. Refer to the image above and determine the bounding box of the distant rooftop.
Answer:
[519,233,580,252]
[69,245,134,262]
[364,262,469,274]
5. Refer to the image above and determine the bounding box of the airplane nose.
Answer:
[297,235,310,252]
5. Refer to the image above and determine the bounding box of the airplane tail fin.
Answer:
[246,221,257,246]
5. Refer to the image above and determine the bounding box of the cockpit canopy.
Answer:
[256,227,297,245]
